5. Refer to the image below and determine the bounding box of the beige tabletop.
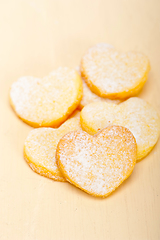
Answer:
[0,0,160,239]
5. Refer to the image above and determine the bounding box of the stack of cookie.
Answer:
[9,43,160,198]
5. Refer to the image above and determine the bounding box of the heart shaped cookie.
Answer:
[56,126,137,197]
[24,115,82,181]
[80,97,160,160]
[10,67,83,127]
[80,43,150,99]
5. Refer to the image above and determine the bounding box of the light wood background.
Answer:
[0,0,160,239]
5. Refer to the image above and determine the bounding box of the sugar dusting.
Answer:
[81,43,150,94]
[10,67,82,126]
[81,97,160,160]
[24,117,82,181]
[57,126,136,196]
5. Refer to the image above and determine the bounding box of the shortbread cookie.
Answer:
[80,97,160,160]
[24,117,82,181]
[10,67,83,127]
[78,78,121,110]
[56,126,137,197]
[80,43,150,99]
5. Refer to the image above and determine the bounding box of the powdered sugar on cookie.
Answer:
[80,43,150,99]
[24,117,82,181]
[80,97,160,160]
[56,126,137,197]
[10,67,83,127]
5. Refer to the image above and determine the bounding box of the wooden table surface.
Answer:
[0,0,160,239]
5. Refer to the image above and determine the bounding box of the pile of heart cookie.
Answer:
[9,43,160,198]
